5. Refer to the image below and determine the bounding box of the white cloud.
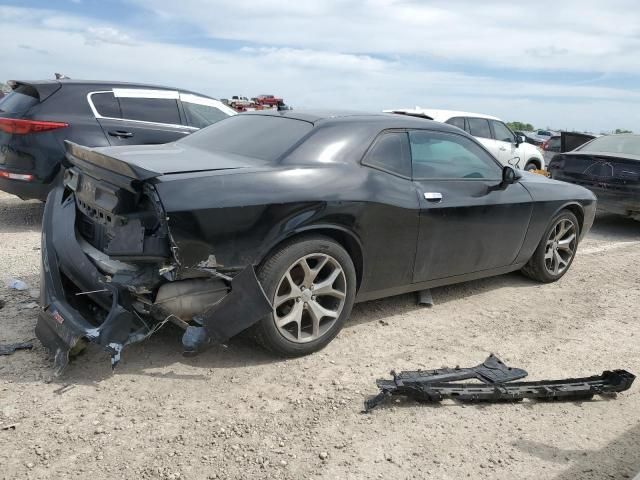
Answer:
[131,0,640,74]
[0,4,639,132]
[84,27,135,46]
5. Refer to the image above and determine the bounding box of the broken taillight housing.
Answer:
[0,118,68,135]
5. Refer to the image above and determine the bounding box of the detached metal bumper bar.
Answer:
[365,354,635,411]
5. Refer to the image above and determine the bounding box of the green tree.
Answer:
[507,121,534,132]
[614,128,632,134]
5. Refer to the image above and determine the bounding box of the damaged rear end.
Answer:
[37,141,271,374]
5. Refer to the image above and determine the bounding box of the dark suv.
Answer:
[0,79,236,200]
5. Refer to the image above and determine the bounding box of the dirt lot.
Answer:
[0,190,638,480]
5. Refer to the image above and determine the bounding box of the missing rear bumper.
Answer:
[37,187,272,374]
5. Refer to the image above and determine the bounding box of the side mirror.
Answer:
[502,165,520,185]
[516,135,526,145]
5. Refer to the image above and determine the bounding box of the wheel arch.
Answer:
[526,157,542,170]
[552,202,585,235]
[258,225,364,292]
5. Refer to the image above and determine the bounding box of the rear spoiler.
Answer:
[65,141,162,181]
[8,80,62,102]
[387,111,434,120]
[561,132,595,152]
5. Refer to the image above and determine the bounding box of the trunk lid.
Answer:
[66,141,255,179]
[64,141,255,264]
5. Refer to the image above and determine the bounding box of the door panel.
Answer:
[495,139,521,167]
[413,180,533,282]
[98,118,192,146]
[491,120,522,168]
[407,128,533,283]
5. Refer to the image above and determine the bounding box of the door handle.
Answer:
[108,130,134,138]
[499,146,507,151]
[424,192,443,202]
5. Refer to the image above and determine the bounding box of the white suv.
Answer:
[385,108,545,171]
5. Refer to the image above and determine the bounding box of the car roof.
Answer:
[383,108,502,123]
[11,79,214,99]
[242,109,463,131]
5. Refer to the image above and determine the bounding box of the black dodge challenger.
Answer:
[37,111,596,372]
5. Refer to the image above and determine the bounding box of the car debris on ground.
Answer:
[364,354,635,411]
[0,341,33,356]
[5,278,28,290]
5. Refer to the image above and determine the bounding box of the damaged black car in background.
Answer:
[37,111,597,373]
[548,134,640,220]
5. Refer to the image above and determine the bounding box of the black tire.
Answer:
[521,210,580,283]
[524,161,539,172]
[253,235,357,357]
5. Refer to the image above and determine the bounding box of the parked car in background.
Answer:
[542,135,561,164]
[531,129,558,145]
[515,130,544,147]
[229,96,253,110]
[548,134,640,220]
[0,79,235,200]
[254,94,283,107]
[37,110,596,370]
[386,108,546,171]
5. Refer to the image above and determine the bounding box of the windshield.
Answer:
[577,135,640,157]
[179,114,314,161]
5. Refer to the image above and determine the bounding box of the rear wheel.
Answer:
[521,210,579,283]
[254,235,356,356]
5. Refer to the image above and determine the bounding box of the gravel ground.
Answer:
[0,190,639,480]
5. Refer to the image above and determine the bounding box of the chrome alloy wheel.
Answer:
[544,218,577,276]
[273,253,347,343]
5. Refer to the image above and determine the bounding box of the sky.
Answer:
[1,0,639,133]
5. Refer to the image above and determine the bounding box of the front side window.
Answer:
[467,118,492,139]
[491,120,515,143]
[362,131,411,177]
[409,130,501,179]
[183,102,229,128]
[118,97,181,125]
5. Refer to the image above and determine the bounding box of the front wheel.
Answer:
[524,161,539,172]
[253,235,357,356]
[521,210,579,283]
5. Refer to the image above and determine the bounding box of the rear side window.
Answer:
[179,115,313,161]
[445,117,465,131]
[409,130,500,179]
[91,92,121,118]
[183,102,229,128]
[467,118,492,139]
[0,86,39,114]
[119,98,181,125]
[363,132,411,177]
